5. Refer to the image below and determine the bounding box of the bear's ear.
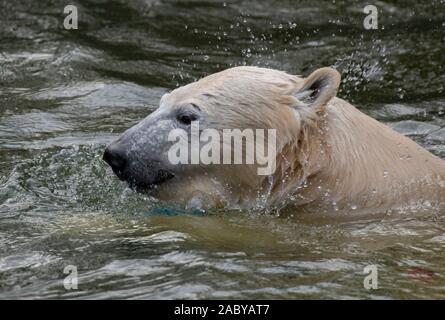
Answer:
[292,67,341,116]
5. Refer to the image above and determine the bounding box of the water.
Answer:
[1,0,444,299]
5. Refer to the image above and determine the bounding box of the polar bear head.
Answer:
[103,66,340,207]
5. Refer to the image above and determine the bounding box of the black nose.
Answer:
[103,145,127,176]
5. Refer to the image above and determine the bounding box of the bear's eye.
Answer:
[176,113,198,125]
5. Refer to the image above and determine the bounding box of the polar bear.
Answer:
[103,66,445,214]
